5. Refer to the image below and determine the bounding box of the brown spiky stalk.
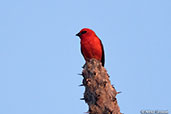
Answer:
[81,59,121,114]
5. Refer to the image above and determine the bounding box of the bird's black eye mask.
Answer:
[76,31,87,36]
[81,31,87,34]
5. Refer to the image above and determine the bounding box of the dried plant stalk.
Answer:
[81,59,121,114]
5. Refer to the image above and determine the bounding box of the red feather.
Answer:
[76,28,105,66]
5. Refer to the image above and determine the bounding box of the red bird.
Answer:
[76,28,105,66]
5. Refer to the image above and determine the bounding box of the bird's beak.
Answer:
[76,32,81,37]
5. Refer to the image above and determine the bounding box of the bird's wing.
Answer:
[99,39,105,66]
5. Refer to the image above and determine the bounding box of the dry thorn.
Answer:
[80,98,85,100]
[79,84,84,86]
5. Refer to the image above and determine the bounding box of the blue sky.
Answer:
[0,0,170,114]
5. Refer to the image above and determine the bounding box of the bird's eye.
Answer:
[81,31,87,34]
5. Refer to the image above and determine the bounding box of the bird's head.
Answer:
[76,28,96,39]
